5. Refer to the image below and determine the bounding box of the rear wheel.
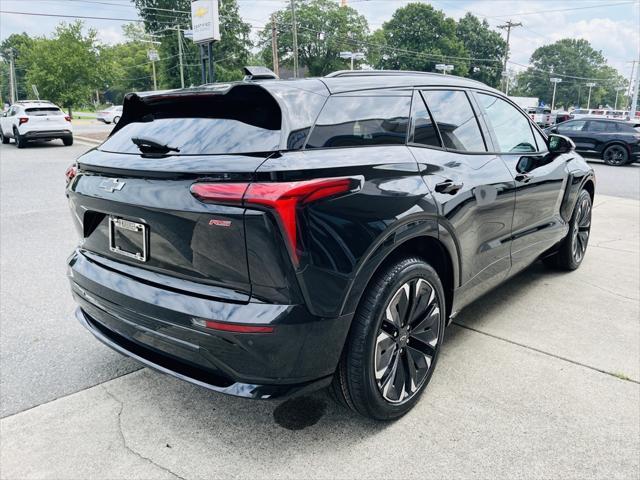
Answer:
[602,144,629,166]
[113,116,120,124]
[0,130,8,144]
[544,189,592,270]
[331,257,445,420]
[14,129,26,148]
[62,136,73,146]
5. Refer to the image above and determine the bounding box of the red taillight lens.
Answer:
[18,117,28,125]
[190,177,360,262]
[192,318,274,333]
[64,115,71,122]
[65,163,77,184]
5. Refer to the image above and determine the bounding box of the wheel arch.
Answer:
[602,140,631,157]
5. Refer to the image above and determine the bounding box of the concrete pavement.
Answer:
[0,141,638,479]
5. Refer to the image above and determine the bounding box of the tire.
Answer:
[0,130,8,144]
[113,116,120,124]
[331,256,446,420]
[602,144,629,166]
[14,130,26,149]
[62,136,73,146]
[543,189,592,270]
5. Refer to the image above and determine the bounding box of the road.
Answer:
[1,141,638,478]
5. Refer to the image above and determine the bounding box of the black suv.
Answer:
[66,71,595,420]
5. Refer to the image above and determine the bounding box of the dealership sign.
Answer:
[191,0,220,43]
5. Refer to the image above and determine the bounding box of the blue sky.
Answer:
[1,0,638,79]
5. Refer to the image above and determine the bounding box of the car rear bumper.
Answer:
[67,249,351,399]
[23,129,72,140]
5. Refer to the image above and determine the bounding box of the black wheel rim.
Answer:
[604,146,626,165]
[571,195,591,263]
[374,278,441,404]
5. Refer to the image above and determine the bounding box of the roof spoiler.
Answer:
[243,66,279,81]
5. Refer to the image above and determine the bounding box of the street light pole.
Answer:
[435,63,454,75]
[614,86,626,110]
[585,82,596,109]
[550,77,562,111]
[340,51,364,70]
[631,55,639,119]
[177,26,185,88]
[290,0,299,78]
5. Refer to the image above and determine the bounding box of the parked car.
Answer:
[66,70,595,420]
[526,106,553,127]
[0,100,73,148]
[96,105,123,124]
[552,111,572,124]
[545,118,640,165]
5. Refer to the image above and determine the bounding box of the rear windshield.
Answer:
[26,107,63,116]
[100,86,282,155]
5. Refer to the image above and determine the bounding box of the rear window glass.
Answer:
[26,107,62,116]
[305,95,410,149]
[421,90,486,152]
[100,87,282,155]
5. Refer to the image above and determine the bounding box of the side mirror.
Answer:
[548,134,575,154]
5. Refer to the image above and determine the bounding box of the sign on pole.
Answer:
[191,0,220,43]
[31,84,39,100]
[147,49,160,62]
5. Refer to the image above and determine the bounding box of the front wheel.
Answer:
[602,144,629,166]
[113,116,120,124]
[332,257,446,420]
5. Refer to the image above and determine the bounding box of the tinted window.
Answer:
[306,95,410,148]
[421,90,486,152]
[586,121,618,133]
[477,93,537,153]
[26,107,63,116]
[560,121,586,132]
[410,91,440,148]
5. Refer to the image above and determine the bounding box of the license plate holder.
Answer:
[108,217,148,262]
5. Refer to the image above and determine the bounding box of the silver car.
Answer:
[96,105,123,124]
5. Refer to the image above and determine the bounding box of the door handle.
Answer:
[435,179,464,194]
[515,173,532,183]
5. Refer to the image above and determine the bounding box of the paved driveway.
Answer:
[1,142,638,479]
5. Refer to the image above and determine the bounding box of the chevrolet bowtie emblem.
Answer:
[99,178,126,192]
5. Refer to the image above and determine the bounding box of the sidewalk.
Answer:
[1,195,638,479]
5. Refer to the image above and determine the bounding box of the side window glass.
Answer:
[562,121,586,132]
[306,95,410,149]
[410,91,441,148]
[532,128,548,153]
[477,93,537,153]
[421,90,486,152]
[587,121,606,132]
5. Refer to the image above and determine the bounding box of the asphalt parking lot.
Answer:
[1,140,638,479]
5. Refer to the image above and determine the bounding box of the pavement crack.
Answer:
[452,322,640,385]
[102,386,186,480]
[578,279,638,302]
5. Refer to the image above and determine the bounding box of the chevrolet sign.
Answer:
[191,0,220,43]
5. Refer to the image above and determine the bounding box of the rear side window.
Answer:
[421,90,486,152]
[410,91,441,148]
[477,93,537,153]
[305,95,410,149]
[26,107,63,116]
[586,121,615,132]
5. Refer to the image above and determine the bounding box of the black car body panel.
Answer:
[67,71,595,399]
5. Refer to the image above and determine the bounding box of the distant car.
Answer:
[545,118,640,166]
[526,107,552,127]
[0,100,73,148]
[553,111,572,124]
[96,105,123,124]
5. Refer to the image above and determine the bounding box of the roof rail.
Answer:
[325,70,445,78]
[15,99,54,104]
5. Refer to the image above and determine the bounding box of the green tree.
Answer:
[1,33,34,102]
[260,0,369,77]
[375,3,468,76]
[514,39,627,109]
[133,0,252,86]
[456,13,506,88]
[22,22,102,114]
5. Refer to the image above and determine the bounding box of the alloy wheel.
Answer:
[603,145,627,165]
[374,278,441,404]
[571,195,591,264]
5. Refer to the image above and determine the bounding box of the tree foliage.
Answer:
[260,0,369,77]
[374,3,468,76]
[456,13,506,88]
[1,33,35,101]
[512,39,628,109]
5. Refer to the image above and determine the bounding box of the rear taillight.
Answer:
[18,117,28,125]
[65,163,77,184]
[64,115,71,122]
[190,177,361,263]
[192,318,274,333]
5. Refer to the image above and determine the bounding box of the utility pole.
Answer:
[177,26,185,88]
[290,0,299,78]
[614,86,625,110]
[7,49,16,103]
[626,60,636,110]
[631,54,639,119]
[497,20,522,93]
[585,82,596,109]
[271,14,279,77]
[550,77,562,111]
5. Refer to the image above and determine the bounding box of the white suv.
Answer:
[0,101,73,148]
